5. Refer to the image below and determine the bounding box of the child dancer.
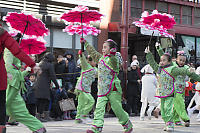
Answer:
[145,46,200,132]
[81,38,133,133]
[4,48,46,133]
[156,42,190,126]
[140,64,159,120]
[74,50,96,124]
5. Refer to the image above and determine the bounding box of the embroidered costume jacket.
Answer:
[84,42,122,97]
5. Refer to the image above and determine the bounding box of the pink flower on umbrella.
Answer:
[60,5,103,24]
[19,38,46,55]
[63,24,101,36]
[4,12,49,37]
[133,10,176,39]
[60,5,103,52]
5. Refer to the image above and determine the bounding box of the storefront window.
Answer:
[181,35,195,61]
[197,38,200,57]
[75,35,93,49]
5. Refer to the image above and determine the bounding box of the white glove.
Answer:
[26,67,32,72]
[36,63,39,67]
[185,82,189,88]
[144,46,150,53]
[155,42,160,47]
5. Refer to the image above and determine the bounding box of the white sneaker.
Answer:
[147,111,151,120]
[187,108,193,118]
[166,126,174,132]
[197,118,200,122]
[196,113,200,119]
[81,117,92,124]
[140,117,144,121]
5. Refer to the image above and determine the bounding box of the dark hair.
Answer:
[29,73,36,78]
[163,53,172,62]
[105,39,117,49]
[88,56,93,61]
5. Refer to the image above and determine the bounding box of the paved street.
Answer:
[7,114,200,133]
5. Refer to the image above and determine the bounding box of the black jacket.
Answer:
[54,60,66,79]
[34,53,59,100]
[24,80,36,104]
[63,51,76,83]
[127,69,140,97]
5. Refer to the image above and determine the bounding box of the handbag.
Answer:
[59,98,76,111]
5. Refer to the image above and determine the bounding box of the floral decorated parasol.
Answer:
[4,12,49,37]
[19,38,46,55]
[63,24,101,36]
[60,5,103,52]
[133,10,176,41]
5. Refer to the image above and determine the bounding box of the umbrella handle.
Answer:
[19,21,29,45]
[81,42,84,52]
[147,31,154,46]
[80,13,84,52]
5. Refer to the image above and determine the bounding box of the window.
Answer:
[157,2,168,13]
[181,35,195,61]
[131,0,142,18]
[170,4,180,24]
[144,0,156,12]
[194,8,200,26]
[182,6,192,25]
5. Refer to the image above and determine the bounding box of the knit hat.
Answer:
[131,60,139,67]
[141,64,154,73]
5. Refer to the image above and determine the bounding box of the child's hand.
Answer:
[155,42,160,47]
[78,50,82,55]
[137,80,141,84]
[26,67,32,72]
[80,38,86,44]
[144,46,150,53]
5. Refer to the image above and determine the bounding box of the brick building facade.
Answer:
[98,0,200,65]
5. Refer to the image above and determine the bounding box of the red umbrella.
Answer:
[19,38,46,55]
[4,12,48,37]
[133,10,176,40]
[60,5,103,24]
[60,5,103,51]
[63,24,101,36]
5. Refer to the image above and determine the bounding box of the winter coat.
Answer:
[63,51,76,83]
[34,53,59,100]
[127,69,140,97]
[24,80,36,104]
[54,60,66,79]
[0,27,35,90]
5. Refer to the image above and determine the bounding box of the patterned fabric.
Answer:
[156,45,188,94]
[85,43,121,96]
[98,59,115,96]
[76,68,96,93]
[156,67,175,98]
[75,54,97,93]
[174,75,186,93]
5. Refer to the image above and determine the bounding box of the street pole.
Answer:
[121,0,129,98]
